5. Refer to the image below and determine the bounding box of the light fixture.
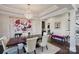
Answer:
[24,4,33,19]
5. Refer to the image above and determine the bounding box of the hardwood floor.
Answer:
[51,40,69,54]
[50,40,79,54]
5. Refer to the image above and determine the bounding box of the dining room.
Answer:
[0,4,62,54]
[0,4,78,54]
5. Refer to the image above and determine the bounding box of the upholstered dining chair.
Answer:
[39,33,48,52]
[1,36,10,50]
[24,37,38,54]
[17,43,24,54]
[1,36,18,54]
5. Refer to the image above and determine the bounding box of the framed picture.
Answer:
[55,22,61,29]
[14,19,32,32]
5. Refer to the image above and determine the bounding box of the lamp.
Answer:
[24,4,33,19]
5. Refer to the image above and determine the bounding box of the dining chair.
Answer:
[1,36,10,50]
[24,37,38,54]
[39,34,48,52]
[1,36,18,54]
[17,43,24,54]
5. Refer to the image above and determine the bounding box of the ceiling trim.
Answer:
[40,8,69,20]
[0,10,24,17]
[72,4,78,11]
[39,5,58,17]
[0,5,25,14]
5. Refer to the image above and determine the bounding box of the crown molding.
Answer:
[72,4,78,11]
[40,8,69,20]
[39,5,58,17]
[0,10,24,17]
[0,5,26,14]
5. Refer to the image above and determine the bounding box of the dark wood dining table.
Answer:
[6,37,26,47]
[6,34,42,47]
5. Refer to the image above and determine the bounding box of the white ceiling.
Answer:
[0,4,73,18]
[73,4,79,15]
[75,4,79,8]
[3,4,53,13]
[1,4,57,15]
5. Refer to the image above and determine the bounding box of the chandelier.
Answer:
[24,4,33,19]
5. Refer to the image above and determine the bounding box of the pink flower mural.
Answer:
[15,19,32,32]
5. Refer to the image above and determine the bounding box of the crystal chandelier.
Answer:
[24,4,33,19]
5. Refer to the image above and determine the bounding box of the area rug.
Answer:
[3,43,60,54]
[36,43,60,54]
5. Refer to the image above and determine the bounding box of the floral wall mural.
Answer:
[14,19,32,33]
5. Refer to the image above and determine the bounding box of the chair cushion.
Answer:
[39,42,46,47]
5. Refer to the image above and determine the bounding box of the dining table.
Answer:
[6,37,26,47]
[6,34,42,47]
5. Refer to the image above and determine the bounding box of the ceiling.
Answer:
[0,4,74,18]
[75,4,79,8]
[3,4,53,14]
[73,4,79,15]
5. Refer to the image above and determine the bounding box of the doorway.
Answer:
[47,23,50,34]
[42,21,45,36]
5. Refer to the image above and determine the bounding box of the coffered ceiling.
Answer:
[0,4,73,18]
[3,4,53,13]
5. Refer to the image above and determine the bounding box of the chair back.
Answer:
[41,35,48,46]
[1,36,9,50]
[26,37,38,52]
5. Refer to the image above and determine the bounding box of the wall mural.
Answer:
[14,19,32,33]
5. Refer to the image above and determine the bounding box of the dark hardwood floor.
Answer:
[50,40,79,54]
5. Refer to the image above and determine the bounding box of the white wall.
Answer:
[0,14,10,38]
[31,19,42,35]
[45,13,69,36]
[0,15,3,34]
[0,14,42,38]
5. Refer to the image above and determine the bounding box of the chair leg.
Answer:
[23,47,26,53]
[17,48,19,54]
[42,47,43,52]
[27,52,29,54]
[34,50,36,54]
[5,52,8,54]
[46,45,48,50]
